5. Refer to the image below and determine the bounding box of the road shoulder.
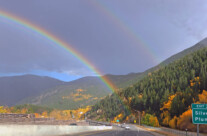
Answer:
[136,125,176,136]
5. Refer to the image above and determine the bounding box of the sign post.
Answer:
[197,124,199,136]
[192,104,207,136]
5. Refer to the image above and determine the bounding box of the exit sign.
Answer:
[192,104,207,124]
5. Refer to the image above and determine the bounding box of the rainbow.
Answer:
[0,10,118,92]
[90,0,159,64]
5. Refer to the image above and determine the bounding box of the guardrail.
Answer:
[142,125,206,136]
[160,127,206,136]
[86,120,111,126]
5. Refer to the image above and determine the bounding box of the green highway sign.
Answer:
[192,109,207,124]
[192,104,207,124]
[192,104,207,109]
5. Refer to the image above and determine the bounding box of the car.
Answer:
[69,123,77,126]
[121,124,125,128]
[125,126,130,130]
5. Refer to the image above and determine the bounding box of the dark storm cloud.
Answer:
[0,0,207,76]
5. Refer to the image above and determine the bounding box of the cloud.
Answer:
[0,23,90,75]
[1,0,206,76]
[156,0,207,40]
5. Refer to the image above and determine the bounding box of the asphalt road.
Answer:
[72,130,154,136]
[70,125,154,136]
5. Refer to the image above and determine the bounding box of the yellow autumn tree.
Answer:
[169,116,177,129]
[177,109,195,131]
[34,113,41,118]
[125,116,129,122]
[49,110,58,119]
[113,113,124,123]
[149,115,159,127]
[160,94,176,126]
[161,111,171,126]
[20,108,28,114]
[198,90,207,103]
[0,106,7,113]
[160,94,176,111]
[62,110,72,120]
[190,76,200,87]
[42,111,48,118]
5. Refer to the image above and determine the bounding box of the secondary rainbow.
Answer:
[90,0,160,64]
[0,10,117,93]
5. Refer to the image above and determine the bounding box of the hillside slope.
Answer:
[142,38,207,75]
[20,73,144,110]
[0,75,65,106]
[3,38,207,110]
[160,38,207,65]
[89,44,207,132]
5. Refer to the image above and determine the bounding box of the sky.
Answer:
[0,0,207,81]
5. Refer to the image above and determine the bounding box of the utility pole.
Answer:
[134,110,141,126]
[139,111,141,126]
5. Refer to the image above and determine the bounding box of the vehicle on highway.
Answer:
[121,123,126,128]
[69,123,77,126]
[125,125,130,130]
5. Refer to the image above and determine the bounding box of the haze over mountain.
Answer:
[0,75,65,106]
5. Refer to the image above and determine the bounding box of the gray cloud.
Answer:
[0,0,207,76]
[0,23,90,75]
[153,0,207,40]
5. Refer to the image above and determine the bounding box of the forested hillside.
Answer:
[89,46,207,132]
[19,73,144,110]
[0,75,65,106]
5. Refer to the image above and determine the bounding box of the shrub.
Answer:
[142,113,159,127]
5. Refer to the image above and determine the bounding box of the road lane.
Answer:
[69,125,154,136]
[71,130,154,136]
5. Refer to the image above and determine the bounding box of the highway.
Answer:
[71,130,154,136]
[68,124,154,136]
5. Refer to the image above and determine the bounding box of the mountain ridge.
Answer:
[2,38,207,109]
[0,74,65,106]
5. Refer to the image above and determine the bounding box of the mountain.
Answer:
[88,41,207,132]
[139,37,207,77]
[19,73,144,110]
[104,72,144,88]
[160,38,207,66]
[0,71,144,109]
[3,38,207,110]
[0,75,65,106]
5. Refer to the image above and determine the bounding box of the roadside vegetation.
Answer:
[0,104,90,120]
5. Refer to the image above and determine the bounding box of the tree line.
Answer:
[89,47,207,132]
